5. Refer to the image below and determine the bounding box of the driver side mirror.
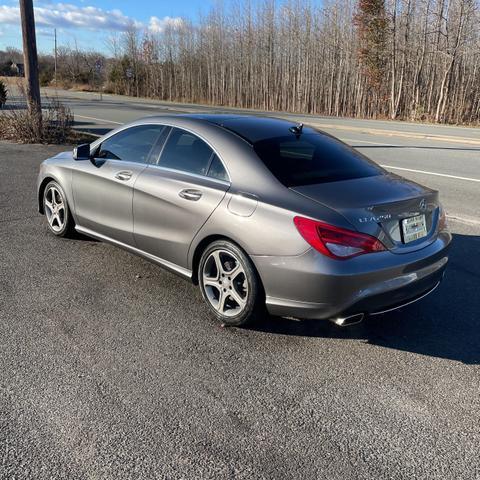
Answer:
[73,143,91,160]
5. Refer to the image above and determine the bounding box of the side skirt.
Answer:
[75,225,192,280]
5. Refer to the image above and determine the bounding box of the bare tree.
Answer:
[8,0,479,124]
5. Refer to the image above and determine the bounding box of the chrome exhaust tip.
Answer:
[330,313,364,327]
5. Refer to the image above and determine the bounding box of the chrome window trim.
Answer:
[155,125,231,183]
[91,122,231,182]
[90,159,150,171]
[147,125,172,165]
[91,123,156,151]
[147,164,231,187]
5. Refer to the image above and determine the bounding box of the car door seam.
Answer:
[131,164,149,247]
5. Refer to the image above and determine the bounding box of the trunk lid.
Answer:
[291,173,440,254]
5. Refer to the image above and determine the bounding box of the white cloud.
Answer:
[0,3,143,32]
[148,16,184,34]
[37,27,56,38]
[0,5,17,23]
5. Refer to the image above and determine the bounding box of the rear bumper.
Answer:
[252,231,451,320]
[343,267,444,316]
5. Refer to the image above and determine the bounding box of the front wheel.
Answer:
[198,240,265,326]
[43,181,74,237]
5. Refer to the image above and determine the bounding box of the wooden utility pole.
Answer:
[19,0,42,118]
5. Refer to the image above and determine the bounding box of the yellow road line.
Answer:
[312,122,480,146]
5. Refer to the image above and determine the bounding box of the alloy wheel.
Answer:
[44,185,66,233]
[202,249,249,317]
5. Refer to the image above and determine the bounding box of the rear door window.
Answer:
[253,133,383,186]
[149,126,171,163]
[158,127,214,176]
[207,154,229,182]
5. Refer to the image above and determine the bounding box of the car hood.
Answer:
[43,150,74,165]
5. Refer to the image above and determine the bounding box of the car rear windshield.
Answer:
[253,133,383,187]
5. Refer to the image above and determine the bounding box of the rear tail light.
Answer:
[293,216,386,260]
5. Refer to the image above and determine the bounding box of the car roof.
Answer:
[178,114,318,143]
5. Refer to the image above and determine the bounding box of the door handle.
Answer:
[179,188,203,201]
[114,170,133,181]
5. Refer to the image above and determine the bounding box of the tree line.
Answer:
[2,0,479,124]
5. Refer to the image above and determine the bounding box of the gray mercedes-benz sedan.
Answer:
[37,115,451,326]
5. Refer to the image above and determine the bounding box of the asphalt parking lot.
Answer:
[1,142,479,479]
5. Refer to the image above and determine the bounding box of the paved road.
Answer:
[45,88,480,225]
[2,92,480,478]
[1,139,480,478]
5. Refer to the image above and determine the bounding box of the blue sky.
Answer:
[0,0,215,53]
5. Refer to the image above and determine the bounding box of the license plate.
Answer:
[401,214,427,243]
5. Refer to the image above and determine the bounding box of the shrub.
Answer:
[39,69,54,87]
[0,79,7,108]
[0,96,73,143]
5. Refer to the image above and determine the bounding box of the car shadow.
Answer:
[70,230,479,363]
[249,233,480,365]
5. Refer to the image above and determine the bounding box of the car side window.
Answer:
[207,154,229,182]
[96,125,164,164]
[148,126,171,164]
[158,127,214,176]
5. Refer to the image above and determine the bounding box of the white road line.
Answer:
[380,165,480,183]
[75,115,123,125]
[313,121,480,145]
[76,130,101,138]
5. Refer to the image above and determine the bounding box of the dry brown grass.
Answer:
[0,95,73,144]
[0,76,22,85]
[0,76,24,92]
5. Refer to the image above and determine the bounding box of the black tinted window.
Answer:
[253,133,383,186]
[149,127,171,163]
[159,128,213,176]
[97,125,164,163]
[207,155,228,182]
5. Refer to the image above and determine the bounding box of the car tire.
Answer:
[198,240,265,326]
[43,180,75,237]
